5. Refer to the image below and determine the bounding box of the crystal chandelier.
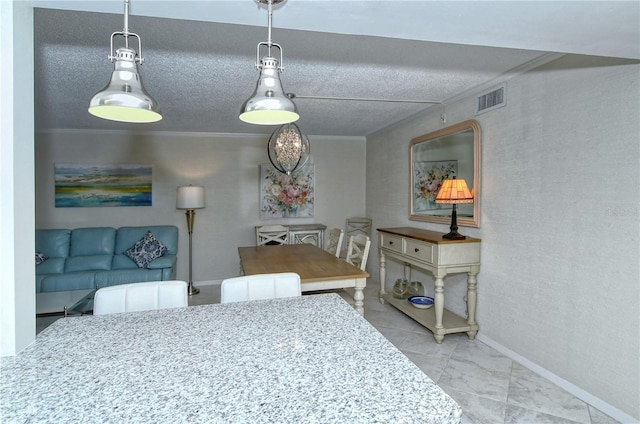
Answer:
[268,123,310,175]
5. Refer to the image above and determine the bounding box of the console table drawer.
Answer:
[380,233,404,253]
[405,239,434,263]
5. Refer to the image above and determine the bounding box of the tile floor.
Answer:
[37,282,622,424]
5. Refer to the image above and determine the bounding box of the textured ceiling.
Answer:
[32,1,639,137]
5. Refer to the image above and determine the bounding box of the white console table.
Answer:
[378,227,480,344]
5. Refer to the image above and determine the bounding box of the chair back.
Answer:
[256,225,289,246]
[345,234,371,271]
[93,280,188,315]
[221,272,301,304]
[345,217,372,239]
[324,228,344,257]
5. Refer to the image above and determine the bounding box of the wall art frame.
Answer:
[260,164,315,219]
[54,164,152,208]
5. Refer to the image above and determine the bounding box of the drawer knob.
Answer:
[389,241,393,245]
[414,248,420,252]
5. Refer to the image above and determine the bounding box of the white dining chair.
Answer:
[93,280,188,315]
[345,234,371,271]
[324,228,344,257]
[220,272,301,304]
[256,225,289,246]
[345,217,372,239]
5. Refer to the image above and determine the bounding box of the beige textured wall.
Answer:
[35,131,366,282]
[366,55,640,420]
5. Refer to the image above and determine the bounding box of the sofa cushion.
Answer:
[37,257,66,275]
[111,255,138,270]
[124,231,168,268]
[40,271,96,292]
[116,226,178,256]
[35,229,71,258]
[65,255,113,272]
[95,269,163,287]
[35,252,49,265]
[70,227,116,256]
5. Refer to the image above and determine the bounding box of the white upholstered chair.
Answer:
[345,234,372,271]
[93,280,188,315]
[220,272,301,304]
[324,228,344,258]
[256,225,289,246]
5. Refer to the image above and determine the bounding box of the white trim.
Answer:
[476,334,639,424]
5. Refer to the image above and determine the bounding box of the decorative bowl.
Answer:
[408,296,434,309]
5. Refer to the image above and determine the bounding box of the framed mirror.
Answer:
[409,119,481,228]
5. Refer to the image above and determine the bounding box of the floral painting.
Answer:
[260,164,314,219]
[55,164,152,207]
[413,160,457,211]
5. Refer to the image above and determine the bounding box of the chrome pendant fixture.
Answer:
[268,123,310,175]
[88,0,162,123]
[239,0,299,125]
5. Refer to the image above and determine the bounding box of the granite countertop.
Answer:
[1,294,461,423]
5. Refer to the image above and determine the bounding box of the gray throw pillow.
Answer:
[124,231,168,268]
[35,252,49,265]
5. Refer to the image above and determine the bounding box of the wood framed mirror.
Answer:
[409,119,481,228]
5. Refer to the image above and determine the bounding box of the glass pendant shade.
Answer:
[89,48,162,123]
[268,123,310,175]
[240,57,299,125]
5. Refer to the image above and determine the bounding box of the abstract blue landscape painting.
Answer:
[55,164,152,207]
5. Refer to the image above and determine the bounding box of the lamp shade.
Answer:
[176,186,205,209]
[435,178,474,204]
[239,57,299,125]
[88,48,162,123]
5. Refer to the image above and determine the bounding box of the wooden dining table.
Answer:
[238,244,369,314]
[1,294,462,423]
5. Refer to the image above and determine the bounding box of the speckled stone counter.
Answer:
[1,294,461,423]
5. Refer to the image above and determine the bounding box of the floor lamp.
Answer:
[176,185,205,295]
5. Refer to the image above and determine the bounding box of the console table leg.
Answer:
[466,267,479,339]
[379,251,387,304]
[434,272,446,344]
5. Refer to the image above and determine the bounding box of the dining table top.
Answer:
[238,244,369,282]
[1,294,461,423]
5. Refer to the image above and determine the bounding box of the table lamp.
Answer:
[435,177,474,240]
[176,185,205,295]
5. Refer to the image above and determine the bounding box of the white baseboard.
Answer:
[476,334,638,424]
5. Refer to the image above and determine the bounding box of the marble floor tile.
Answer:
[508,363,591,424]
[587,406,620,424]
[402,350,450,382]
[372,326,412,349]
[505,404,586,424]
[399,330,463,358]
[451,338,514,373]
[444,386,507,424]
[439,356,512,402]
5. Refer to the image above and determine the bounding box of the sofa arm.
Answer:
[147,255,176,270]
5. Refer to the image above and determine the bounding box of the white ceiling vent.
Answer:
[475,84,506,115]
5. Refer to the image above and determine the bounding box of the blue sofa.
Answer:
[35,226,178,293]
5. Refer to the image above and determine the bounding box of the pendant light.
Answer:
[268,123,310,175]
[239,0,299,125]
[88,0,162,123]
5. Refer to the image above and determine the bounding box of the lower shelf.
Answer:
[381,293,477,337]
